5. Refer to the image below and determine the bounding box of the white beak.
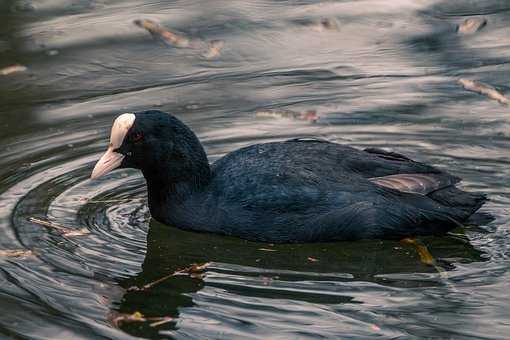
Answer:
[91,148,125,179]
[90,112,135,180]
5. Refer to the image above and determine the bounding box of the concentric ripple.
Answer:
[1,0,510,338]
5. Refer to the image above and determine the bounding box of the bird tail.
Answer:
[427,186,487,220]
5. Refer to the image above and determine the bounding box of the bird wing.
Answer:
[368,173,455,195]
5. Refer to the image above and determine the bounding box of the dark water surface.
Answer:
[1,0,509,338]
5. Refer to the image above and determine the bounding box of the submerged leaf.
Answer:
[400,238,436,265]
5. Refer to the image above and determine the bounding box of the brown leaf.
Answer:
[203,40,224,59]
[458,78,510,105]
[134,19,190,47]
[0,64,27,76]
[260,276,273,286]
[109,311,146,327]
[256,109,318,122]
[129,262,210,291]
[457,18,487,34]
[0,249,34,257]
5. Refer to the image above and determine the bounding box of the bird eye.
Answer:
[132,131,144,143]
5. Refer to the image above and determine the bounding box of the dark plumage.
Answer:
[92,110,487,243]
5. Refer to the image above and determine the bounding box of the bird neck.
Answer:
[143,145,212,222]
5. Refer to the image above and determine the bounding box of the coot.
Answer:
[91,110,486,243]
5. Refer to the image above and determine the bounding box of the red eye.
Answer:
[132,131,144,143]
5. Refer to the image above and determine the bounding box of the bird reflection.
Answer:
[114,219,486,336]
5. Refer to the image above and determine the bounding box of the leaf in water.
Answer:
[370,324,381,332]
[457,17,487,34]
[109,311,146,327]
[203,40,224,59]
[134,19,190,47]
[63,228,91,237]
[400,237,436,265]
[109,311,174,328]
[0,249,34,258]
[256,109,318,122]
[458,78,510,106]
[128,262,210,291]
[307,17,340,32]
[185,262,210,273]
[149,317,174,328]
[260,276,273,286]
[28,217,91,237]
[0,64,27,76]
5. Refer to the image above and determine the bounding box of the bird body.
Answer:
[91,110,486,243]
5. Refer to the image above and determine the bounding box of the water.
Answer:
[0,0,509,338]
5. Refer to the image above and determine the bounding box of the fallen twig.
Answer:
[128,262,210,292]
[109,311,174,328]
[458,78,510,106]
[28,217,90,237]
[80,197,144,203]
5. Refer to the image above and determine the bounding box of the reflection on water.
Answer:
[115,222,488,338]
[0,0,509,338]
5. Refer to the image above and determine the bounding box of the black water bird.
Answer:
[91,110,486,243]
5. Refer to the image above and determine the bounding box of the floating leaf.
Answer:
[149,317,174,328]
[0,64,27,76]
[458,78,510,106]
[109,311,146,327]
[256,109,318,122]
[134,19,190,47]
[308,18,340,32]
[258,248,277,252]
[370,324,381,332]
[457,17,487,34]
[63,228,91,237]
[203,40,224,59]
[0,249,33,258]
